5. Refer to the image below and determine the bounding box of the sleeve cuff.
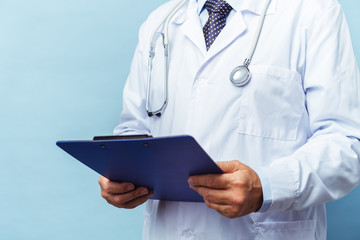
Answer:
[255,167,273,212]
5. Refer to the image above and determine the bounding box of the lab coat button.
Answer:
[180,229,193,238]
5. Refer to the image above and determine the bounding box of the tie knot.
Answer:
[204,0,232,17]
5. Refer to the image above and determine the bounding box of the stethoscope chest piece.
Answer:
[230,65,251,87]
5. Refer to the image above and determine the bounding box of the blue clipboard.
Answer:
[56,135,223,202]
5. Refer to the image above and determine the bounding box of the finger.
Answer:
[122,191,154,209]
[98,176,135,194]
[204,199,225,211]
[106,191,153,209]
[204,200,240,219]
[188,174,229,189]
[102,187,150,205]
[190,186,237,205]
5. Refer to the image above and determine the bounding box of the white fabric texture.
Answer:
[114,0,360,239]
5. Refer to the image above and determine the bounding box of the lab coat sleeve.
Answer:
[263,4,360,212]
[113,23,151,136]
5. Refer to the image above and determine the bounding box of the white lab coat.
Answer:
[114,0,360,239]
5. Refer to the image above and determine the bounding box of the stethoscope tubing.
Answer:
[229,0,271,87]
[146,0,271,117]
[146,0,188,117]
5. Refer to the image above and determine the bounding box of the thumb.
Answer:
[217,160,244,173]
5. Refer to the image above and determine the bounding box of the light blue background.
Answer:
[0,1,359,239]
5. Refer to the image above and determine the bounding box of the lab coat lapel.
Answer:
[203,0,278,60]
[178,0,207,56]
[205,12,247,60]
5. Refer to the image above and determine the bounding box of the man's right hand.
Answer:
[98,176,153,209]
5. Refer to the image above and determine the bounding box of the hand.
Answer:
[98,176,153,209]
[188,160,263,218]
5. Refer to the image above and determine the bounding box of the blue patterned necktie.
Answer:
[203,0,232,51]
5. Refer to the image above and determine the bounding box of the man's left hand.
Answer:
[188,160,263,219]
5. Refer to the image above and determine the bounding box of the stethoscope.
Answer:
[146,0,272,117]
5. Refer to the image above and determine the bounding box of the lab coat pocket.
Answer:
[237,65,305,140]
[254,220,317,240]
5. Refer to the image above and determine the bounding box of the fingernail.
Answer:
[188,178,193,186]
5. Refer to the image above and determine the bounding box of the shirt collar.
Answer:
[197,0,241,15]
[196,0,277,16]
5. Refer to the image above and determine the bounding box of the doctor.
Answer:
[98,0,360,239]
